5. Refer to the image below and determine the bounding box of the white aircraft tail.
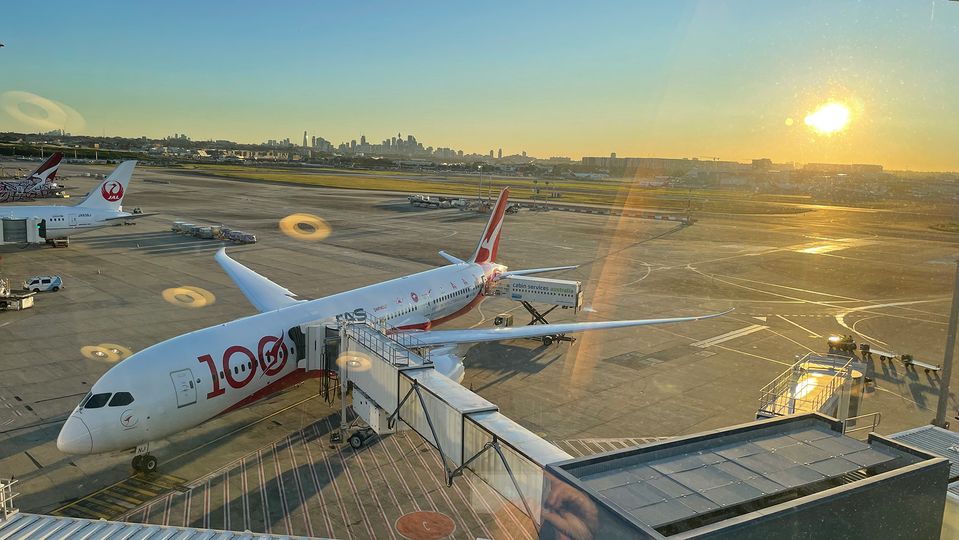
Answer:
[77,160,137,211]
[470,187,509,264]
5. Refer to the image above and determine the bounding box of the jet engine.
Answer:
[429,345,466,382]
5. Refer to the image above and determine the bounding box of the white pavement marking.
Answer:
[776,315,823,338]
[835,299,945,345]
[690,324,768,348]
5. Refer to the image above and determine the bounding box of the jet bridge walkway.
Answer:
[332,317,572,527]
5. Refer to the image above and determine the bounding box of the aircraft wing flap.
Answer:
[215,248,302,312]
[402,309,732,346]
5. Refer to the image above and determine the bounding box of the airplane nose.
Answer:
[57,416,93,454]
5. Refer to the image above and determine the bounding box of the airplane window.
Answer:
[219,371,224,378]
[78,392,92,408]
[84,393,112,409]
[108,392,134,406]
[234,366,239,374]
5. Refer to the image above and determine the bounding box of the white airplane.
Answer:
[0,152,63,202]
[57,187,730,472]
[0,160,143,239]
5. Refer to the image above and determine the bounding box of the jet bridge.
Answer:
[331,316,572,525]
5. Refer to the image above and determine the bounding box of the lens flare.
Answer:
[162,285,216,308]
[804,102,850,135]
[80,343,133,363]
[335,352,371,372]
[279,213,332,241]
[0,90,86,131]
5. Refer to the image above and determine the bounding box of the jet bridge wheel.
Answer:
[348,428,375,450]
[348,434,364,449]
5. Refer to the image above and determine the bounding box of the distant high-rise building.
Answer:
[302,131,308,148]
[522,150,527,158]
[489,150,494,158]
[498,148,502,159]
[311,135,316,148]
[610,152,617,159]
[360,135,366,146]
[350,139,356,150]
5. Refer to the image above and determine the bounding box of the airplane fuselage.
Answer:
[58,261,492,455]
[0,205,131,238]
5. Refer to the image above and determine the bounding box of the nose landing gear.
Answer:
[132,454,158,473]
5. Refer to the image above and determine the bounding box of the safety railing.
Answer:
[0,478,18,521]
[343,316,432,366]
[758,354,853,417]
[842,412,882,439]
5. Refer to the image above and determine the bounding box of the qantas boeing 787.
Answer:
[57,188,729,472]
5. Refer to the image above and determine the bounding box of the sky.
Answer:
[1,1,958,171]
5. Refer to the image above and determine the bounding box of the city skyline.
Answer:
[1,1,957,171]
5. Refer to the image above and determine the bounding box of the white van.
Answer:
[23,275,63,292]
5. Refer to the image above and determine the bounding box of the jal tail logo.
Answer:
[101,180,124,201]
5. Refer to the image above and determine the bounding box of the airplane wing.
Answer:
[103,213,158,221]
[215,248,303,312]
[495,265,578,279]
[401,309,733,346]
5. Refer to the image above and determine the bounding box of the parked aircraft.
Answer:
[0,152,63,202]
[57,187,730,472]
[0,160,146,239]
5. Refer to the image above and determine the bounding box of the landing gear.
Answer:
[132,453,158,473]
[348,427,375,450]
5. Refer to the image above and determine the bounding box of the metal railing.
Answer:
[842,412,882,438]
[343,316,431,366]
[758,354,853,417]
[0,478,18,521]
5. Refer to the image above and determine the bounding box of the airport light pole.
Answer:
[934,258,959,428]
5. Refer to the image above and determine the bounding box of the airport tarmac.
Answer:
[1,161,958,538]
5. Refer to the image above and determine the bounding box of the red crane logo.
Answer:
[101,181,124,202]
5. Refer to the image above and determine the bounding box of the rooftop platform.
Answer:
[545,413,949,539]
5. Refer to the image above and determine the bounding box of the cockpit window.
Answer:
[108,392,134,407]
[78,392,92,408]
[84,393,111,409]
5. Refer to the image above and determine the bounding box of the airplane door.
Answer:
[68,214,77,227]
[170,369,197,408]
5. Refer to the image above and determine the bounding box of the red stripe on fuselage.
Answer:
[395,290,486,331]
[215,287,485,415]
[215,368,333,417]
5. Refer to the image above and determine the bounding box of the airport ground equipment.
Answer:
[860,343,941,373]
[305,315,572,525]
[0,279,34,311]
[757,353,867,424]
[827,334,857,353]
[490,274,583,345]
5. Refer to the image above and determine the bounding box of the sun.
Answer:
[804,102,850,135]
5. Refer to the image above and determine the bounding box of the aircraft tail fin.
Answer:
[28,152,63,183]
[470,187,509,264]
[77,161,137,211]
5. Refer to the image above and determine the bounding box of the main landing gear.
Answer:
[132,454,158,473]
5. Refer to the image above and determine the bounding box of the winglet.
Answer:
[439,250,465,264]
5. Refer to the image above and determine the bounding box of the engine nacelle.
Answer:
[429,345,465,382]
